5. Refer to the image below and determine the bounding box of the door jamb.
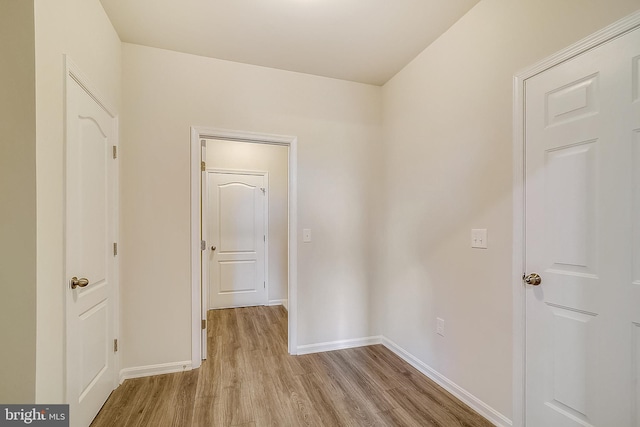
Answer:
[190,127,298,368]
[511,10,640,427]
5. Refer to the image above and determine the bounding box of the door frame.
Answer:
[511,10,640,427]
[202,168,270,313]
[63,56,120,401]
[190,126,298,368]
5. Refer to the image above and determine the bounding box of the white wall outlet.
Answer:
[471,228,488,249]
[303,228,312,243]
[436,318,445,336]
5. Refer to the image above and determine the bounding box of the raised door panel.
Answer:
[219,261,257,293]
[546,305,597,424]
[219,183,256,253]
[545,74,599,127]
[544,141,597,274]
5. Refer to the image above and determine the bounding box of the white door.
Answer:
[206,172,266,309]
[65,66,118,427]
[524,27,640,426]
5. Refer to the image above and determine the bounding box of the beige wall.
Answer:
[205,139,289,304]
[34,0,121,402]
[120,43,382,369]
[9,0,636,414]
[0,0,37,404]
[376,0,640,420]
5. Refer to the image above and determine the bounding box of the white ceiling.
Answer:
[100,0,479,86]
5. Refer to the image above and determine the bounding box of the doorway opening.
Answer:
[190,127,298,368]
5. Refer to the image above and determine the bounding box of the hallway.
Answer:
[91,306,492,426]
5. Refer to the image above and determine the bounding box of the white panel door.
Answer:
[525,26,640,426]
[65,70,117,427]
[207,172,266,309]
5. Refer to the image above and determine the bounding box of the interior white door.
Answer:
[65,68,118,427]
[524,26,640,426]
[206,172,266,309]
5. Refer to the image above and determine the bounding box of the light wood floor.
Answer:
[91,306,493,426]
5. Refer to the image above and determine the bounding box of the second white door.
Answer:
[524,24,640,426]
[206,172,267,309]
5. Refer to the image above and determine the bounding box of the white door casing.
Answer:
[190,128,298,367]
[65,58,118,427]
[206,171,267,309]
[522,23,640,427]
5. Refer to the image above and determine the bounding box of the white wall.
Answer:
[205,139,289,305]
[0,0,37,404]
[34,0,121,402]
[376,0,640,421]
[120,43,382,370]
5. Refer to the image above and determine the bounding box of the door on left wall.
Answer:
[65,61,118,427]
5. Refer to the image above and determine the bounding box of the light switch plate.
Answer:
[303,229,311,243]
[436,318,445,336]
[471,229,488,249]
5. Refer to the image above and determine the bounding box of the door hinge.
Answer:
[201,161,206,172]
[113,242,118,256]
[264,281,266,289]
[263,235,266,242]
[201,319,206,330]
[114,339,118,352]
[112,146,117,159]
[201,240,206,251]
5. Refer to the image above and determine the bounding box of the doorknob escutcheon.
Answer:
[523,273,542,286]
[70,277,90,289]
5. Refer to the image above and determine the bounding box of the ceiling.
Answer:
[100,0,479,86]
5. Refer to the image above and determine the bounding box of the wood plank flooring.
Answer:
[91,306,493,427]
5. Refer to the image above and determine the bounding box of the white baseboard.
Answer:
[268,299,287,308]
[119,360,192,384]
[297,336,382,355]
[380,337,512,427]
[117,336,510,427]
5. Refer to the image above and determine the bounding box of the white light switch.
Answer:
[303,229,312,243]
[436,318,445,337]
[471,229,488,249]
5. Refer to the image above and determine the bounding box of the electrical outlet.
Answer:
[436,318,445,337]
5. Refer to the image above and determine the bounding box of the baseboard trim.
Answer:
[381,337,512,427]
[117,336,510,426]
[119,360,192,384]
[268,299,288,311]
[297,336,382,355]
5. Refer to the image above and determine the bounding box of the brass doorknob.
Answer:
[70,277,89,289]
[523,273,542,286]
